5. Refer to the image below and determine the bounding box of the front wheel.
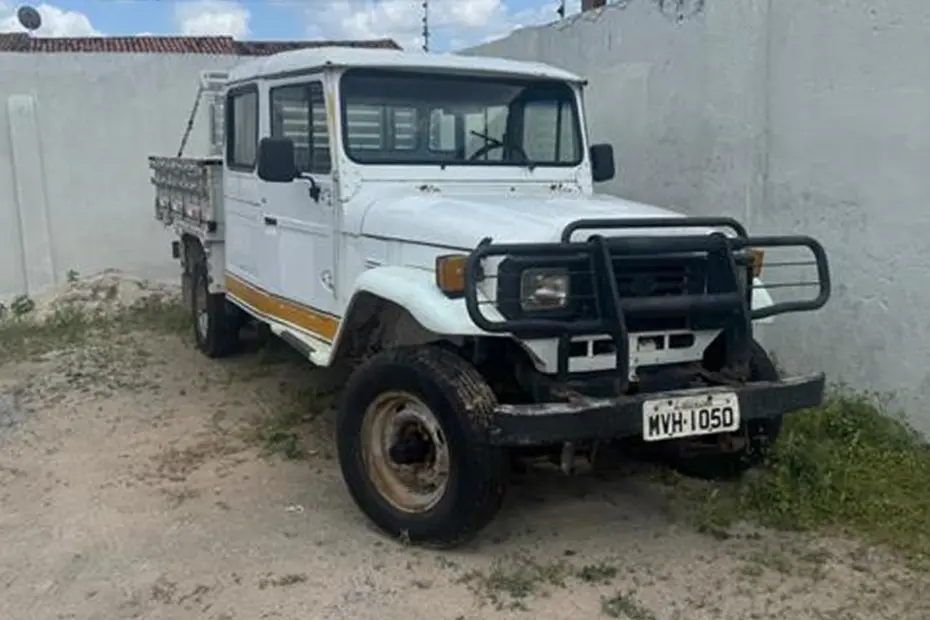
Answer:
[336,346,507,547]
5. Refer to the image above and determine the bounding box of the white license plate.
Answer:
[642,392,741,442]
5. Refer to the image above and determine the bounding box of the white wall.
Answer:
[467,0,930,432]
[0,52,240,301]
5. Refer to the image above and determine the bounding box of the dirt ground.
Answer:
[1,328,928,620]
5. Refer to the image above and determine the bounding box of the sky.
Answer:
[0,0,584,52]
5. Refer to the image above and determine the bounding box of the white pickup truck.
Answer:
[150,47,831,547]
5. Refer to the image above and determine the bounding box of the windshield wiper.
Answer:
[469,130,534,170]
[470,129,504,149]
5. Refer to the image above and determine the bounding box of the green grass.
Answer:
[255,401,311,460]
[0,297,189,363]
[254,383,337,460]
[1,293,332,462]
[457,555,628,611]
[458,555,572,611]
[600,590,656,620]
[577,561,620,584]
[691,391,930,564]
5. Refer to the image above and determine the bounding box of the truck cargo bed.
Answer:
[149,156,224,242]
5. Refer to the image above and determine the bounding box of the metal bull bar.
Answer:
[463,216,831,386]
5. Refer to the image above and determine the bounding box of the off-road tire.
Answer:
[190,248,241,359]
[336,345,507,548]
[668,340,783,481]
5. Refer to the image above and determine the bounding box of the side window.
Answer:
[309,84,331,173]
[269,81,332,174]
[226,87,258,170]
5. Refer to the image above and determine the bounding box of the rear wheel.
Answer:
[190,248,241,358]
[668,340,783,481]
[336,345,507,547]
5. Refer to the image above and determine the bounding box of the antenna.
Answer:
[17,5,42,35]
[421,0,429,52]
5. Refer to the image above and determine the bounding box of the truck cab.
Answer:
[222,49,618,358]
[151,47,831,548]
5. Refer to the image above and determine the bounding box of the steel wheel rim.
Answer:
[194,275,209,340]
[360,390,450,514]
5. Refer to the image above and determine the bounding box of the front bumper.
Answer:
[487,372,825,447]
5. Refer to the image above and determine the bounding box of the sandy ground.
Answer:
[1,328,928,620]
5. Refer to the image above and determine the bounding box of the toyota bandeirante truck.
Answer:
[150,47,831,548]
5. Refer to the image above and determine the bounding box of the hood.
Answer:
[354,187,691,249]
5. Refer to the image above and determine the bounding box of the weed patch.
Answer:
[458,555,625,611]
[254,384,336,460]
[459,555,571,611]
[600,590,656,620]
[0,297,187,363]
[578,561,620,584]
[690,392,930,563]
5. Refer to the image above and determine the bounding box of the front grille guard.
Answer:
[463,216,831,384]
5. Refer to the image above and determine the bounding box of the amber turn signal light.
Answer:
[435,254,467,294]
[748,248,765,278]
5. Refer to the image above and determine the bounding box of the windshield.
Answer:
[339,69,583,167]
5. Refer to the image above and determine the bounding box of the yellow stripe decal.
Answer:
[225,275,340,343]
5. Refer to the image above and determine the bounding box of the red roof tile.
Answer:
[0,34,400,55]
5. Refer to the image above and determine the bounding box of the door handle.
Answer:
[263,216,278,226]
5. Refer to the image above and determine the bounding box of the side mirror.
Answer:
[257,137,298,183]
[589,143,615,183]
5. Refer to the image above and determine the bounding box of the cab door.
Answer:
[223,83,276,293]
[263,77,338,328]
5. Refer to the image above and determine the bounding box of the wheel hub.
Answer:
[193,274,209,339]
[388,426,433,465]
[360,391,450,514]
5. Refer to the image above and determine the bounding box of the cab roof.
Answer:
[227,46,585,85]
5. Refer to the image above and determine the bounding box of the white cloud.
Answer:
[304,0,581,52]
[0,2,100,36]
[175,0,250,39]
[0,0,578,48]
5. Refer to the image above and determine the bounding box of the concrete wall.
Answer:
[467,0,930,432]
[0,52,240,302]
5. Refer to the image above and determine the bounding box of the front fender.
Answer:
[338,266,499,338]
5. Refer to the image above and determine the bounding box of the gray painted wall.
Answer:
[0,52,241,301]
[467,0,930,432]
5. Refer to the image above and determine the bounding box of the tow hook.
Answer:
[560,441,600,475]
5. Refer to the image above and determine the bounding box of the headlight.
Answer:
[520,268,569,311]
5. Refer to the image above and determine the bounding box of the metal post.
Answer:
[422,0,430,52]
